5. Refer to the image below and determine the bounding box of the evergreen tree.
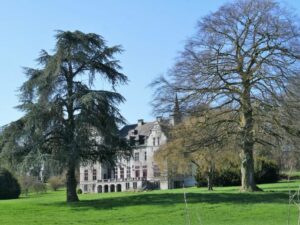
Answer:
[0,31,130,202]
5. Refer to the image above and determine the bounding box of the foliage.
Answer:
[255,158,280,184]
[32,181,47,194]
[0,168,21,199]
[0,30,131,202]
[155,114,240,190]
[48,175,65,191]
[77,189,82,194]
[196,157,280,187]
[18,175,47,194]
[18,175,36,196]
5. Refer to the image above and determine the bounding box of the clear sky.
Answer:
[0,0,299,126]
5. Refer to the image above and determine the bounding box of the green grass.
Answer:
[1,181,300,225]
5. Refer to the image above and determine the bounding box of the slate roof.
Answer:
[119,121,156,139]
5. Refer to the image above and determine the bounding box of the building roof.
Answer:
[119,121,156,139]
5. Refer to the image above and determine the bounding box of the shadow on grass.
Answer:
[39,191,290,211]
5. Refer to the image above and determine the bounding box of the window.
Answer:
[126,166,131,178]
[144,152,147,161]
[153,137,156,146]
[84,170,88,181]
[142,166,147,178]
[135,166,140,178]
[92,184,96,192]
[114,167,118,179]
[84,184,88,192]
[157,137,160,146]
[134,152,139,161]
[120,167,124,179]
[133,182,137,189]
[92,169,97,181]
[126,182,130,190]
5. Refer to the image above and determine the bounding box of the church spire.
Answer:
[173,94,182,125]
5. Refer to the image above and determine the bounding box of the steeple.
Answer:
[173,94,182,125]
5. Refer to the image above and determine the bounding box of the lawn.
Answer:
[0,181,300,225]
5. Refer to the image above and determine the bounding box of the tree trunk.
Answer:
[207,173,213,191]
[207,165,214,191]
[66,161,79,202]
[240,79,260,192]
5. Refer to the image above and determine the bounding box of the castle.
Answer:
[79,116,196,193]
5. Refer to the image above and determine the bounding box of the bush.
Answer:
[255,158,280,184]
[214,169,241,186]
[32,181,47,194]
[0,168,21,199]
[195,158,280,188]
[48,176,65,191]
[18,175,35,196]
[77,189,82,194]
[19,175,47,194]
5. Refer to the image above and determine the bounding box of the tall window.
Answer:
[114,167,118,179]
[120,167,124,179]
[84,184,88,192]
[84,170,88,181]
[92,169,97,181]
[134,152,139,161]
[153,137,156,146]
[135,166,140,178]
[144,152,147,161]
[157,137,160,146]
[126,166,131,178]
[142,166,147,178]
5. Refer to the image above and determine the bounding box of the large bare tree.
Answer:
[152,0,300,191]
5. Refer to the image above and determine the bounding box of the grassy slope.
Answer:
[0,181,299,225]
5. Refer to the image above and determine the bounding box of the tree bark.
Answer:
[66,161,79,202]
[240,79,260,192]
[207,172,213,191]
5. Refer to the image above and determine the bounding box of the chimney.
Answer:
[137,119,144,126]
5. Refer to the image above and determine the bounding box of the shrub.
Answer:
[195,158,280,187]
[214,169,240,186]
[0,168,21,199]
[18,175,35,196]
[32,181,47,194]
[48,176,65,191]
[255,158,280,184]
[77,189,82,194]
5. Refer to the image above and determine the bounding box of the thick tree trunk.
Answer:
[66,161,79,202]
[240,78,260,192]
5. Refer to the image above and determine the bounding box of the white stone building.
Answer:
[79,117,196,193]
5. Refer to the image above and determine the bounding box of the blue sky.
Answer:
[0,0,299,126]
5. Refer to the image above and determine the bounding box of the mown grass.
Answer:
[0,181,300,225]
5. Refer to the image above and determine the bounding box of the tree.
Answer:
[0,31,130,202]
[152,0,300,191]
[155,111,239,191]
